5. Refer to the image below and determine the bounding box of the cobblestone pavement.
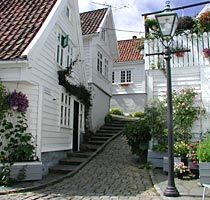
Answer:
[0,135,163,200]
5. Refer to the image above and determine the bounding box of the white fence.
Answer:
[145,32,210,69]
[145,32,210,135]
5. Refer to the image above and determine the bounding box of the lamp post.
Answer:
[155,1,179,197]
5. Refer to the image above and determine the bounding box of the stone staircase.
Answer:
[49,119,131,175]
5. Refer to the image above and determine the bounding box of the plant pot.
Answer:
[163,157,181,173]
[148,150,167,168]
[175,52,185,57]
[203,53,210,58]
[0,161,42,181]
[199,162,210,185]
[181,157,188,166]
[176,172,184,179]
[188,160,199,178]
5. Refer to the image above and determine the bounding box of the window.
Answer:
[101,29,105,41]
[97,51,102,74]
[67,45,73,67]
[66,6,72,20]
[121,70,132,83]
[60,92,71,127]
[57,33,63,66]
[112,71,115,83]
[105,58,108,78]
[121,71,125,82]
[127,70,131,82]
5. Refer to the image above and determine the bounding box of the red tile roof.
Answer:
[115,38,144,62]
[80,8,108,35]
[0,0,57,60]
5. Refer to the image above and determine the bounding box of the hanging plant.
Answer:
[57,60,92,119]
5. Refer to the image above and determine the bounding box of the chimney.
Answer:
[133,36,137,39]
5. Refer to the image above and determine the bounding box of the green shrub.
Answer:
[110,108,124,116]
[133,111,144,118]
[104,113,112,123]
[197,134,210,162]
[123,115,151,156]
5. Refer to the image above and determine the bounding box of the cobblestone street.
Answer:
[0,135,162,200]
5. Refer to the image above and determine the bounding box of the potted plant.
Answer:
[144,102,168,168]
[199,11,210,33]
[0,89,42,186]
[187,141,199,178]
[173,46,186,57]
[202,48,210,58]
[174,162,190,179]
[123,114,151,164]
[163,141,189,173]
[197,134,210,185]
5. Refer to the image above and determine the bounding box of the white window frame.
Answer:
[97,51,103,74]
[66,5,72,21]
[121,70,132,83]
[60,91,71,128]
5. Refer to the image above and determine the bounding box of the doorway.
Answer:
[73,101,79,151]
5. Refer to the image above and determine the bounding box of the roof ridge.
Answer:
[80,7,108,15]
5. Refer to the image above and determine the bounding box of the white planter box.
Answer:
[0,161,42,181]
[163,157,181,173]
[148,150,167,168]
[199,162,210,185]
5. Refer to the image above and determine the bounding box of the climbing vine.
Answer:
[57,60,92,119]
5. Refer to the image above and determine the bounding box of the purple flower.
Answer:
[8,90,29,112]
[203,48,210,57]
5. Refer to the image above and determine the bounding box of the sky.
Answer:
[78,0,208,40]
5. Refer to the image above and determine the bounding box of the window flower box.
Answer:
[0,161,42,181]
[119,83,130,87]
[175,52,185,57]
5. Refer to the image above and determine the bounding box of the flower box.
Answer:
[175,52,185,57]
[119,83,130,87]
[199,162,210,185]
[0,161,42,181]
[148,150,167,168]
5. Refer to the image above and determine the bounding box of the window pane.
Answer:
[121,71,125,82]
[112,72,115,83]
[57,45,60,63]
[60,105,63,124]
[127,70,131,82]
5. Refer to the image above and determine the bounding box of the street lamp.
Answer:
[155,1,179,197]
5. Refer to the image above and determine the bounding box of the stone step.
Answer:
[80,144,100,151]
[91,136,110,141]
[88,140,105,145]
[94,132,116,137]
[67,151,93,158]
[96,129,119,134]
[60,157,87,165]
[100,125,123,130]
[49,164,78,174]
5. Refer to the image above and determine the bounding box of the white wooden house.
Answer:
[80,8,119,132]
[0,0,86,174]
[111,37,146,115]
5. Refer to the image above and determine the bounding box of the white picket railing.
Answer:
[145,32,210,69]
